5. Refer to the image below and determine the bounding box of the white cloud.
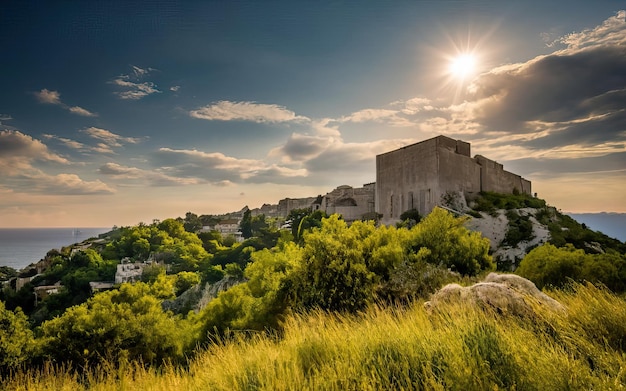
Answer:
[43,134,85,150]
[111,65,161,100]
[33,89,97,116]
[399,97,436,115]
[0,130,114,195]
[311,118,341,137]
[68,106,97,117]
[34,89,62,105]
[157,148,261,171]
[152,147,309,185]
[44,173,115,195]
[189,101,309,123]
[340,108,398,123]
[339,107,416,127]
[558,10,625,50]
[0,130,69,175]
[112,78,161,100]
[170,85,180,92]
[269,133,335,163]
[80,127,142,147]
[98,162,201,186]
[268,127,414,179]
[91,143,116,154]
[132,65,154,78]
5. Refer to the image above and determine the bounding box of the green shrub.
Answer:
[502,210,534,247]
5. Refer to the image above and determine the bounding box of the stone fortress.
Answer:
[376,135,531,224]
[248,135,531,225]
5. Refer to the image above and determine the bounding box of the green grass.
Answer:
[4,283,626,390]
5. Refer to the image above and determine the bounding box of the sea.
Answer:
[0,228,111,271]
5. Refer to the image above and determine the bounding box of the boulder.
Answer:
[425,273,564,317]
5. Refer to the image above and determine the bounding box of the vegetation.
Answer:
[502,210,534,246]
[470,191,546,214]
[2,202,625,389]
[516,243,626,291]
[37,280,198,367]
[469,191,625,254]
[0,301,34,371]
[3,283,626,390]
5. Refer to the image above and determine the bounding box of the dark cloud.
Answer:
[278,133,331,162]
[469,45,626,136]
[524,110,626,150]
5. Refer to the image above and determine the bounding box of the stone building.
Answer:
[115,259,147,284]
[272,184,376,223]
[376,135,531,224]
[319,183,376,222]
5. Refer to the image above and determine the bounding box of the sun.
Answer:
[448,53,477,79]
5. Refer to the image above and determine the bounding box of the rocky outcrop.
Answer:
[425,273,564,317]
[465,209,551,270]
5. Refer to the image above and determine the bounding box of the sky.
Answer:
[1,1,625,228]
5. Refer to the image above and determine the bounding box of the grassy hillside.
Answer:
[4,283,626,390]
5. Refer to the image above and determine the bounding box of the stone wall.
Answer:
[376,137,440,223]
[475,155,532,195]
[276,197,319,217]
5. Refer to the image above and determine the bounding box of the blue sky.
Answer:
[1,1,624,227]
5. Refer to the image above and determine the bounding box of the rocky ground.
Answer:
[466,208,551,270]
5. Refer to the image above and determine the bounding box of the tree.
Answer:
[39,282,196,366]
[289,215,377,311]
[175,271,201,296]
[198,230,223,253]
[250,214,269,236]
[399,208,421,227]
[200,243,301,335]
[183,212,202,233]
[0,266,18,281]
[517,244,626,292]
[287,208,327,243]
[286,208,311,240]
[240,209,253,239]
[0,301,34,370]
[406,207,493,276]
[516,244,585,289]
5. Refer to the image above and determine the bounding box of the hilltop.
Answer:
[440,191,626,270]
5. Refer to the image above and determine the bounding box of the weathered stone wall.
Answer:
[437,147,482,203]
[376,140,433,223]
[376,135,531,225]
[277,197,318,217]
[475,155,532,195]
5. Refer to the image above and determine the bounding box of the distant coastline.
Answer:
[0,227,110,271]
[566,213,626,242]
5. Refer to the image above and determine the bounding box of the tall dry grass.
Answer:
[4,283,626,390]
